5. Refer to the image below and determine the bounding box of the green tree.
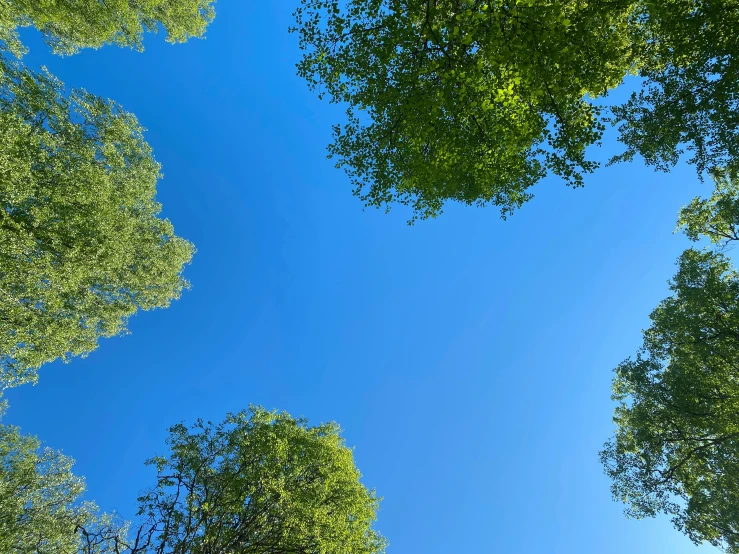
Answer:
[0,1,25,57]
[4,406,387,553]
[0,60,194,390]
[677,168,739,245]
[292,0,639,221]
[0,400,127,554]
[611,0,739,176]
[0,0,216,56]
[126,406,386,553]
[601,171,739,551]
[293,0,739,221]
[1,417,93,553]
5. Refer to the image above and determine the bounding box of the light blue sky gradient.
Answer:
[5,3,718,552]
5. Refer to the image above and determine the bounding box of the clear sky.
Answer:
[4,3,720,553]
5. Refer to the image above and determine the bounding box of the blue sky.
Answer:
[4,2,719,552]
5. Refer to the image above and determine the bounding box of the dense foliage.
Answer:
[0,0,216,56]
[293,0,639,221]
[0,409,95,553]
[293,0,739,221]
[613,0,739,175]
[0,407,386,554]
[601,172,739,551]
[127,407,386,553]
[0,61,193,390]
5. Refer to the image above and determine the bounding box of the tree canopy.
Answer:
[293,0,639,221]
[611,0,739,176]
[677,168,739,245]
[126,406,386,553]
[0,0,216,57]
[0,415,95,553]
[0,60,194,390]
[601,171,739,551]
[0,406,386,554]
[293,0,739,221]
